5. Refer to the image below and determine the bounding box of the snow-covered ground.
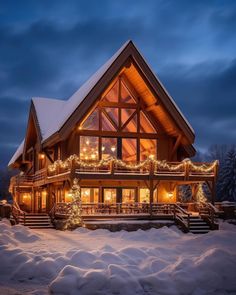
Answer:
[0,220,236,295]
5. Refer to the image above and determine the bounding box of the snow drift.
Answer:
[0,219,236,295]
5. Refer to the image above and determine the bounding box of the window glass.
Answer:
[139,188,150,203]
[81,109,99,130]
[103,81,118,102]
[122,138,137,162]
[140,138,157,160]
[81,188,99,203]
[121,109,135,127]
[104,188,116,204]
[140,111,156,133]
[104,108,119,127]
[120,81,136,103]
[123,114,137,132]
[101,112,116,131]
[80,136,99,161]
[102,137,117,159]
[122,189,136,203]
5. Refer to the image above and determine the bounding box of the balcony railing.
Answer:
[10,158,218,188]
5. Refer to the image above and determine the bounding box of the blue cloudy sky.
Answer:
[0,0,236,167]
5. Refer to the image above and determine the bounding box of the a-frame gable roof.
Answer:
[9,40,195,167]
[54,40,194,145]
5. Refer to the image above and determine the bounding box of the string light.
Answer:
[48,154,218,174]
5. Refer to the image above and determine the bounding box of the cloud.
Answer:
[0,0,236,167]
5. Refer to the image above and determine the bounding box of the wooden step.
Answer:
[18,213,53,229]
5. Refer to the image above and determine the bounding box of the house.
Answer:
[8,41,218,229]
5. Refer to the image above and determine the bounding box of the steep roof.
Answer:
[8,40,195,167]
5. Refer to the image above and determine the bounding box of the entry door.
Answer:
[37,191,47,213]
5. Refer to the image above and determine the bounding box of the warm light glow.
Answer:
[167,192,173,199]
[78,126,82,130]
[111,146,116,152]
[86,140,90,145]
[91,154,96,159]
[149,154,154,160]
[1,199,7,204]
[39,153,45,160]
[102,146,105,151]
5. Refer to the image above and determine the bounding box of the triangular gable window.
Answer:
[103,81,119,103]
[140,111,156,133]
[120,81,136,103]
[101,112,116,131]
[123,114,137,132]
[81,109,99,130]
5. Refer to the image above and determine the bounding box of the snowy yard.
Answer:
[0,220,236,295]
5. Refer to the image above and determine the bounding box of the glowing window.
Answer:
[140,139,157,161]
[80,136,99,161]
[101,137,117,159]
[80,109,99,130]
[120,81,136,103]
[81,188,99,203]
[122,138,137,162]
[139,188,150,203]
[104,188,116,204]
[103,81,119,102]
[101,113,116,131]
[122,189,136,203]
[140,111,156,133]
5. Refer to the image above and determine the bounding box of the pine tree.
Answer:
[196,183,207,202]
[217,149,236,201]
[66,178,83,229]
[178,185,192,202]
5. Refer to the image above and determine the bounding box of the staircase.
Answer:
[18,213,54,229]
[185,215,210,234]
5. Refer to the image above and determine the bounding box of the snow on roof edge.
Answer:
[8,139,25,167]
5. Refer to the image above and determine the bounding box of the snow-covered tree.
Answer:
[217,149,236,201]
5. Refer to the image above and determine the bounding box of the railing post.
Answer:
[184,161,190,180]
[110,159,114,174]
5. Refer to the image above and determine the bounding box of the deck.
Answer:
[10,158,218,191]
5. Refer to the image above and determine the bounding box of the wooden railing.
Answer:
[53,202,181,218]
[173,204,191,232]
[12,201,26,225]
[11,159,218,188]
[199,201,219,230]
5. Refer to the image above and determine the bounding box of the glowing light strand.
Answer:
[48,155,218,174]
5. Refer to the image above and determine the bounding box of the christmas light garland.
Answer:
[48,154,218,174]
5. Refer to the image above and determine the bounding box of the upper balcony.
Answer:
[10,157,218,190]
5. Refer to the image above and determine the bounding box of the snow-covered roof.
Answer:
[32,97,66,141]
[8,139,24,166]
[8,40,195,167]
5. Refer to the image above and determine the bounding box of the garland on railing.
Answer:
[48,154,218,173]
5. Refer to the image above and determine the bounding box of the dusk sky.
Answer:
[1,0,236,167]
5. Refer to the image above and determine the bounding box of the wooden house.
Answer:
[8,41,218,230]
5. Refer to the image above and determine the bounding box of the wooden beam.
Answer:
[170,134,182,160]
[145,102,159,112]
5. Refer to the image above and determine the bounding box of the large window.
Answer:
[102,137,117,159]
[80,136,99,160]
[103,188,117,204]
[140,139,157,160]
[122,138,137,162]
[81,188,99,203]
[122,189,136,203]
[139,188,150,203]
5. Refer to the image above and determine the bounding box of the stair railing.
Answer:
[12,201,26,225]
[173,204,191,232]
[199,201,218,230]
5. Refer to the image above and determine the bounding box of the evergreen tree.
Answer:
[217,149,236,201]
[178,185,192,202]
